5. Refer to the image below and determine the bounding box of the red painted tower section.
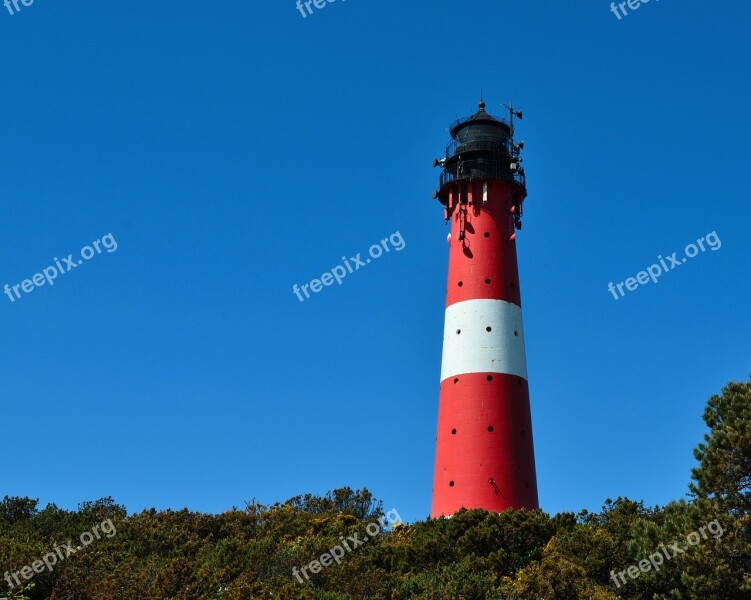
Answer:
[431,101,538,517]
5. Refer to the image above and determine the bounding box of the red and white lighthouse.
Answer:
[431,100,538,517]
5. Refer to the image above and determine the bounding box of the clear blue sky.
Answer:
[2,0,749,524]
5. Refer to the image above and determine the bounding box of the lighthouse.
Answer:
[431,100,539,517]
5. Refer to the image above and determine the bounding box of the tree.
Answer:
[690,377,751,515]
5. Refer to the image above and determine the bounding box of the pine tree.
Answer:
[690,377,751,514]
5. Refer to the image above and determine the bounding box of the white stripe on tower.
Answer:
[440,298,528,382]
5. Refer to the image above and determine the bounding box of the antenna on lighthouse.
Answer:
[503,102,523,135]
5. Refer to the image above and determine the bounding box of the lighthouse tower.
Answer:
[431,100,538,517]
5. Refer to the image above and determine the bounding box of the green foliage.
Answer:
[1,377,750,599]
[691,378,751,514]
